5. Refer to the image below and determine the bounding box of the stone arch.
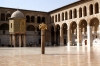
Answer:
[0,23,9,34]
[31,16,35,22]
[62,12,64,21]
[83,6,87,16]
[69,10,72,19]
[58,14,60,22]
[65,11,68,20]
[6,13,11,21]
[95,2,99,14]
[79,8,82,18]
[70,21,77,45]
[79,19,87,33]
[26,25,35,31]
[89,4,93,15]
[70,21,77,34]
[90,18,99,32]
[73,9,77,18]
[1,13,5,21]
[26,15,30,22]
[0,23,9,30]
[79,19,87,45]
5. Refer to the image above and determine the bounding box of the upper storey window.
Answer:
[73,9,77,18]
[62,13,64,21]
[42,17,45,23]
[95,3,99,14]
[55,15,57,22]
[89,4,93,15]
[6,14,11,21]
[58,14,60,22]
[37,16,41,23]
[26,15,30,23]
[69,10,72,19]
[65,11,68,20]
[1,13,5,21]
[83,6,87,16]
[79,8,82,18]
[31,16,35,22]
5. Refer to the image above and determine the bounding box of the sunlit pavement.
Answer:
[0,46,100,66]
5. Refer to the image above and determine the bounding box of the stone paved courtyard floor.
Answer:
[0,46,100,66]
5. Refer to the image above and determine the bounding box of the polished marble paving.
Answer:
[0,46,100,66]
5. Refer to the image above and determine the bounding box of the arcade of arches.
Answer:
[51,17,100,48]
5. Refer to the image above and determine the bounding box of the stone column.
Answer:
[41,30,45,54]
[87,25,92,49]
[19,35,22,47]
[77,25,82,47]
[60,26,64,46]
[23,34,26,47]
[39,23,47,54]
[10,34,12,46]
[67,27,71,46]
[12,34,16,47]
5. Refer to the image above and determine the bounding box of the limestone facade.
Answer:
[0,0,100,47]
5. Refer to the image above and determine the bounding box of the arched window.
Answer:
[42,17,45,23]
[51,16,54,23]
[37,16,41,23]
[55,15,57,22]
[62,13,64,21]
[95,3,99,14]
[83,6,87,16]
[65,11,68,20]
[79,8,82,17]
[1,13,5,21]
[73,9,77,18]
[6,14,11,21]
[31,16,35,22]
[89,4,93,15]
[69,10,72,19]
[58,14,60,22]
[26,25,35,31]
[26,15,30,23]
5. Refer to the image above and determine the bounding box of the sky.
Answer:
[0,0,78,12]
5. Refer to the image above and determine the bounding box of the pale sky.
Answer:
[0,0,79,12]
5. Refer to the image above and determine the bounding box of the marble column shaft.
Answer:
[60,27,64,46]
[41,30,45,54]
[67,28,71,46]
[77,26,82,47]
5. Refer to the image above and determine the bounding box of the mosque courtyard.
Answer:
[0,46,100,66]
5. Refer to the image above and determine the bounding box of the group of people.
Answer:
[29,42,38,47]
